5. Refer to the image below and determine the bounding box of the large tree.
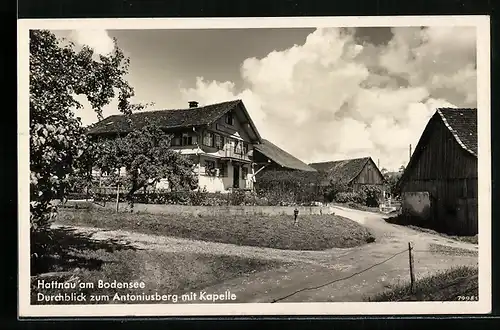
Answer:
[30,30,145,258]
[90,124,198,204]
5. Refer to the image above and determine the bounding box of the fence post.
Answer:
[115,183,120,213]
[408,242,415,294]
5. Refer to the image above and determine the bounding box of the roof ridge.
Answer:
[310,156,371,165]
[109,100,242,118]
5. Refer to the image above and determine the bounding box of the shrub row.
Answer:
[256,170,383,207]
[94,190,272,206]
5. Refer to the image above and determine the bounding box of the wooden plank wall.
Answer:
[401,117,478,235]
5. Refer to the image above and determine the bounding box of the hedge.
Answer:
[93,190,271,207]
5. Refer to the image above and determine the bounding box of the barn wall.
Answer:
[353,160,385,185]
[401,117,478,235]
[351,159,386,191]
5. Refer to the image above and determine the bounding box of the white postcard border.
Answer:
[17,15,491,317]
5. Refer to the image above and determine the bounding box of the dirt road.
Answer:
[54,205,478,302]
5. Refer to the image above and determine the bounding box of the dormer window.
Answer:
[225,112,234,126]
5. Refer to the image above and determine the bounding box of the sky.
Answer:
[51,26,477,172]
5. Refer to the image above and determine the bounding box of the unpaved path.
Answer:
[54,205,478,302]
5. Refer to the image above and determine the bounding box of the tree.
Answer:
[90,124,198,205]
[30,30,146,262]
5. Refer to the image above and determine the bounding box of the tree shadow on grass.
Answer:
[31,226,139,276]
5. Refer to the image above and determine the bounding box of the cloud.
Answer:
[181,27,476,171]
[69,29,115,56]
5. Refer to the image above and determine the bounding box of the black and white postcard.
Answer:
[18,16,491,317]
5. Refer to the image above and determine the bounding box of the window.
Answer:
[182,134,193,146]
[225,112,234,125]
[219,163,228,177]
[203,131,214,147]
[226,138,234,151]
[242,142,248,155]
[242,167,248,180]
[171,133,182,146]
[204,160,216,176]
[214,134,223,150]
[234,140,242,154]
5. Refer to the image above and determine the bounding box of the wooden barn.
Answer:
[397,108,478,236]
[309,157,385,191]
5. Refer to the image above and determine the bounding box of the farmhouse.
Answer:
[397,108,478,236]
[252,139,317,177]
[309,157,385,191]
[88,100,261,192]
[87,100,314,193]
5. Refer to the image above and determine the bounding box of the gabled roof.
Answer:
[87,100,261,141]
[437,108,477,156]
[309,157,379,183]
[397,108,477,189]
[253,139,317,172]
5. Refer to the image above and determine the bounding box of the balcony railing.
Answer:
[222,146,250,161]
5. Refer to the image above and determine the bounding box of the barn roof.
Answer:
[309,157,379,183]
[397,107,477,190]
[254,139,317,172]
[87,100,261,141]
[437,108,477,156]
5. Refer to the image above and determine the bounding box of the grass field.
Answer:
[55,208,375,251]
[366,266,478,302]
[31,227,287,304]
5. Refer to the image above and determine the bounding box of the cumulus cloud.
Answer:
[69,29,115,56]
[181,27,476,171]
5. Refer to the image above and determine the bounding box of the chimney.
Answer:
[188,101,198,108]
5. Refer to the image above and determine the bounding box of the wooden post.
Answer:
[115,183,120,213]
[115,169,120,213]
[293,208,299,227]
[408,242,415,294]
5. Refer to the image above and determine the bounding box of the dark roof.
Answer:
[397,108,477,190]
[253,139,317,172]
[309,157,378,183]
[437,108,477,156]
[88,100,243,135]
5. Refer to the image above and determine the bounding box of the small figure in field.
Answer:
[293,208,299,227]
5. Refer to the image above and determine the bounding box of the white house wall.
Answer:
[154,156,253,193]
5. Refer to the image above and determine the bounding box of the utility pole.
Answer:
[409,144,412,163]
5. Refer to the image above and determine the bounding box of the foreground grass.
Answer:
[56,208,375,251]
[367,266,478,302]
[32,241,286,304]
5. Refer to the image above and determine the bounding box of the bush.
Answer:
[256,170,326,205]
[361,185,383,207]
[93,189,270,207]
[323,181,350,202]
[335,191,366,204]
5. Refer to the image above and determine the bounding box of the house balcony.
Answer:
[221,146,252,162]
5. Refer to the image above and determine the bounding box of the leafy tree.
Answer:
[382,170,403,197]
[90,124,198,206]
[30,30,146,264]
